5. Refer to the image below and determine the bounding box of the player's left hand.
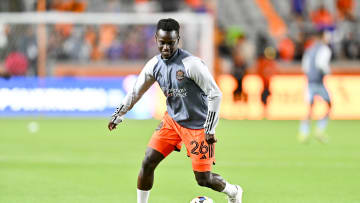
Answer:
[205,133,217,144]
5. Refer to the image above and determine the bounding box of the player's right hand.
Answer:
[108,116,123,131]
[108,122,117,131]
[108,107,124,131]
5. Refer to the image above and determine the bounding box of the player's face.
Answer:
[323,31,331,44]
[155,29,179,59]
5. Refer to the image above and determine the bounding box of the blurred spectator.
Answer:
[47,28,66,60]
[255,32,269,59]
[185,0,215,13]
[97,24,117,60]
[122,26,146,59]
[84,25,98,57]
[231,33,255,101]
[277,37,295,61]
[0,24,35,76]
[0,68,11,79]
[51,0,87,12]
[336,0,355,21]
[134,0,157,13]
[287,14,313,61]
[217,28,232,59]
[1,0,359,72]
[256,49,277,107]
[255,33,277,107]
[88,0,132,13]
[107,39,123,60]
[100,0,123,12]
[63,26,91,61]
[0,24,9,55]
[143,25,158,58]
[292,0,307,17]
[0,0,25,12]
[51,0,87,41]
[342,32,359,60]
[21,27,38,76]
[215,26,232,77]
[310,5,335,30]
[5,52,28,76]
[156,0,183,12]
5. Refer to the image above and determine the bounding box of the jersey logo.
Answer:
[176,70,185,81]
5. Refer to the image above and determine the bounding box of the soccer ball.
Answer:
[190,196,214,203]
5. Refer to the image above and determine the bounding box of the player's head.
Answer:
[155,18,180,59]
[316,29,331,44]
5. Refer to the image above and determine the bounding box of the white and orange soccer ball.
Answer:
[190,196,214,203]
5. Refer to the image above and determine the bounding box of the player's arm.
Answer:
[108,57,158,131]
[184,56,222,144]
[316,45,331,74]
[301,52,310,74]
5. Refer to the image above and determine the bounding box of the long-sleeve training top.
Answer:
[114,48,222,134]
[302,42,331,84]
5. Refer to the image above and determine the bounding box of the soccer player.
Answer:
[108,18,243,203]
[299,29,332,143]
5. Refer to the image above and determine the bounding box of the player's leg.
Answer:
[193,171,225,191]
[177,126,243,203]
[314,85,332,143]
[316,100,331,133]
[137,147,165,203]
[137,147,165,190]
[299,84,314,143]
[194,171,242,203]
[318,84,331,121]
[137,113,182,203]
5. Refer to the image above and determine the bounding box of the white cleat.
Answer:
[314,129,328,144]
[228,185,243,203]
[298,132,310,144]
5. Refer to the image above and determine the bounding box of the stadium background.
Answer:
[0,0,359,203]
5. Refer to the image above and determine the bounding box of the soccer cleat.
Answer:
[314,128,328,143]
[228,185,243,203]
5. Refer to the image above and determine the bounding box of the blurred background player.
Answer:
[108,18,243,203]
[255,33,277,116]
[299,29,332,143]
[231,32,255,102]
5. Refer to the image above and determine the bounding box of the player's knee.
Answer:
[327,101,332,108]
[195,176,211,187]
[141,156,157,171]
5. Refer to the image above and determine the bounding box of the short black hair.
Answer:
[316,29,326,37]
[156,18,180,34]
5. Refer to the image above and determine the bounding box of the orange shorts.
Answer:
[148,112,215,172]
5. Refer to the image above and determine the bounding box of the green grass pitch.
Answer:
[0,118,359,203]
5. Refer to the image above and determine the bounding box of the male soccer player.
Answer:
[108,18,243,203]
[299,29,332,143]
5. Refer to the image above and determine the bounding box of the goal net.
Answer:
[0,12,214,77]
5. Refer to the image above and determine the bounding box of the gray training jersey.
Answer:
[116,49,222,134]
[302,42,331,84]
